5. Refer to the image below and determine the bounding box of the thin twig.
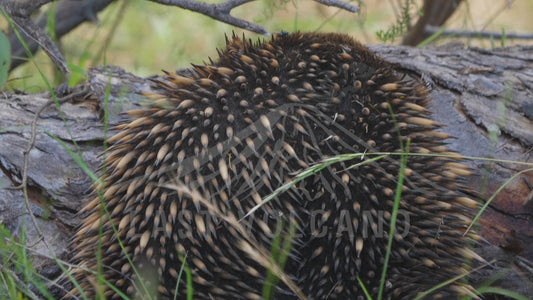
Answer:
[425,25,533,40]
[148,0,359,35]
[5,236,87,296]
[148,0,268,34]
[0,263,41,299]
[9,15,69,74]
[312,0,359,12]
[16,86,90,258]
[6,0,114,71]
[1,0,69,74]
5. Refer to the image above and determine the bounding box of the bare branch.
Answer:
[2,0,68,74]
[312,0,359,13]
[425,25,533,40]
[148,0,268,35]
[5,0,114,72]
[8,15,69,74]
[0,0,52,17]
[149,0,359,35]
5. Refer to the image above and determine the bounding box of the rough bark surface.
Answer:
[0,42,532,298]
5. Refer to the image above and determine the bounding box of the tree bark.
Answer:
[1,43,532,298]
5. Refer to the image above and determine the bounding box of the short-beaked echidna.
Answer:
[67,32,482,299]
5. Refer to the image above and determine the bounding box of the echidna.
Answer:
[67,32,482,299]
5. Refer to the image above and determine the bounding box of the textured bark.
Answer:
[0,43,532,298]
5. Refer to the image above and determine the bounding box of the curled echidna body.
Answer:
[68,32,481,299]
